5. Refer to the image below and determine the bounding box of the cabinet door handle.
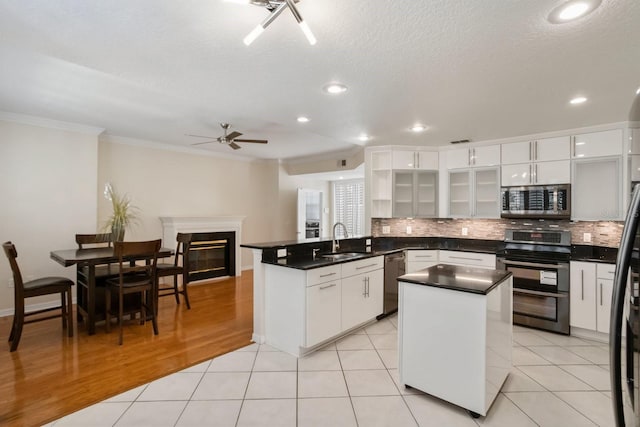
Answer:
[468,149,472,166]
[534,140,538,161]
[320,272,337,278]
[473,148,476,165]
[530,141,534,161]
[356,264,378,270]
[581,270,584,300]
[319,283,336,290]
[529,164,533,185]
[600,282,603,306]
[535,164,538,184]
[571,135,576,157]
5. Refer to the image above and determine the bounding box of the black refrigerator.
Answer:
[611,92,640,426]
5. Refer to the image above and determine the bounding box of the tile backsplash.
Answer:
[371,218,624,247]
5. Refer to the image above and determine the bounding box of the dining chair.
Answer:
[156,233,192,309]
[2,241,74,352]
[104,239,161,345]
[75,233,113,249]
[75,233,119,280]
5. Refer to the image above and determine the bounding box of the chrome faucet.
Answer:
[332,222,349,252]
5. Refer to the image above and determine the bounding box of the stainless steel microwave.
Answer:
[501,184,571,218]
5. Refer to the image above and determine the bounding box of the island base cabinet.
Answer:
[341,270,384,331]
[306,281,342,347]
[398,277,512,417]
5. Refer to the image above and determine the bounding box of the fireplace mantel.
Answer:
[159,216,245,277]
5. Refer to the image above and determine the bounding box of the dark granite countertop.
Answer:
[242,236,618,270]
[398,264,512,295]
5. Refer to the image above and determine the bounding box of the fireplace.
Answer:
[159,216,244,279]
[188,232,236,281]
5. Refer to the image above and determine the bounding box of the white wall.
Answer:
[0,119,99,312]
[97,137,283,268]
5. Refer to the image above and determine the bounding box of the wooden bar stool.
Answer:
[2,241,74,352]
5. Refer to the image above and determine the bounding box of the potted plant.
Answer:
[103,183,138,242]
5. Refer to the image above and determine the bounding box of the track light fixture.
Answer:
[242,0,316,46]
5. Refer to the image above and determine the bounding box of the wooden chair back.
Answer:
[174,233,192,268]
[113,239,161,280]
[76,233,113,249]
[2,242,23,301]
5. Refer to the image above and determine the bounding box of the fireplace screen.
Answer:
[187,232,235,281]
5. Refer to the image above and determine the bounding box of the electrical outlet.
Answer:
[366,239,371,245]
[382,226,391,234]
[583,233,592,243]
[462,227,469,236]
[406,226,412,234]
[277,248,287,258]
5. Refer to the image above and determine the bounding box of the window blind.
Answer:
[333,180,364,238]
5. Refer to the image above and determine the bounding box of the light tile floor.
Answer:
[48,316,615,426]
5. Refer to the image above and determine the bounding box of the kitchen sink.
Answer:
[319,252,367,261]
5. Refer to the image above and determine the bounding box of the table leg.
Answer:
[87,266,96,335]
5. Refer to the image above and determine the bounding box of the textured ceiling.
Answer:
[0,0,638,161]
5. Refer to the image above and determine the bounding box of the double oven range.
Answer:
[497,229,571,335]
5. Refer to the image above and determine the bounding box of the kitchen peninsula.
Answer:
[242,236,503,355]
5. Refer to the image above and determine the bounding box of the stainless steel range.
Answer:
[497,229,571,335]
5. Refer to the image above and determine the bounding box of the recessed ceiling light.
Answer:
[411,124,427,132]
[548,0,601,24]
[323,83,348,94]
[358,134,370,142]
[297,116,309,123]
[570,96,588,104]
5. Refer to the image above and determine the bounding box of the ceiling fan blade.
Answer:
[191,140,216,146]
[229,142,242,150]
[233,138,268,144]
[226,131,243,140]
[186,134,217,139]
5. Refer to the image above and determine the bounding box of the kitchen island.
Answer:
[398,263,513,418]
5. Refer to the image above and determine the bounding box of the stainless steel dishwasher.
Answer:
[381,251,406,317]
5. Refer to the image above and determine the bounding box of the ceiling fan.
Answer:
[187,123,268,150]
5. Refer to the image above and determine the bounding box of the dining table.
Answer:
[50,246,172,335]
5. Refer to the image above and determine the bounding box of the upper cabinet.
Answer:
[502,136,570,164]
[572,129,623,158]
[392,150,438,170]
[445,145,500,170]
[367,149,392,219]
[393,170,438,218]
[501,137,570,186]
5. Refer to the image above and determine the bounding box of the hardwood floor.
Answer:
[0,271,254,427]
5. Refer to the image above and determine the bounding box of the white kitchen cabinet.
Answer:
[596,263,615,334]
[393,170,438,217]
[445,145,500,169]
[439,250,496,269]
[570,261,615,334]
[341,257,384,331]
[569,261,597,330]
[501,160,570,186]
[630,128,640,154]
[306,280,341,346]
[406,250,438,273]
[368,149,392,218]
[572,157,622,220]
[265,256,384,357]
[501,137,570,165]
[449,168,499,218]
[392,149,438,170]
[572,129,623,158]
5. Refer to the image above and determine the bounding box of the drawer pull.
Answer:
[319,272,337,278]
[450,256,482,262]
[320,284,336,290]
[356,264,378,270]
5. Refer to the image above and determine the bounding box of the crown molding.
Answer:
[0,111,105,135]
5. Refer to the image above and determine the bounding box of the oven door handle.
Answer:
[514,288,568,298]
[501,259,567,270]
